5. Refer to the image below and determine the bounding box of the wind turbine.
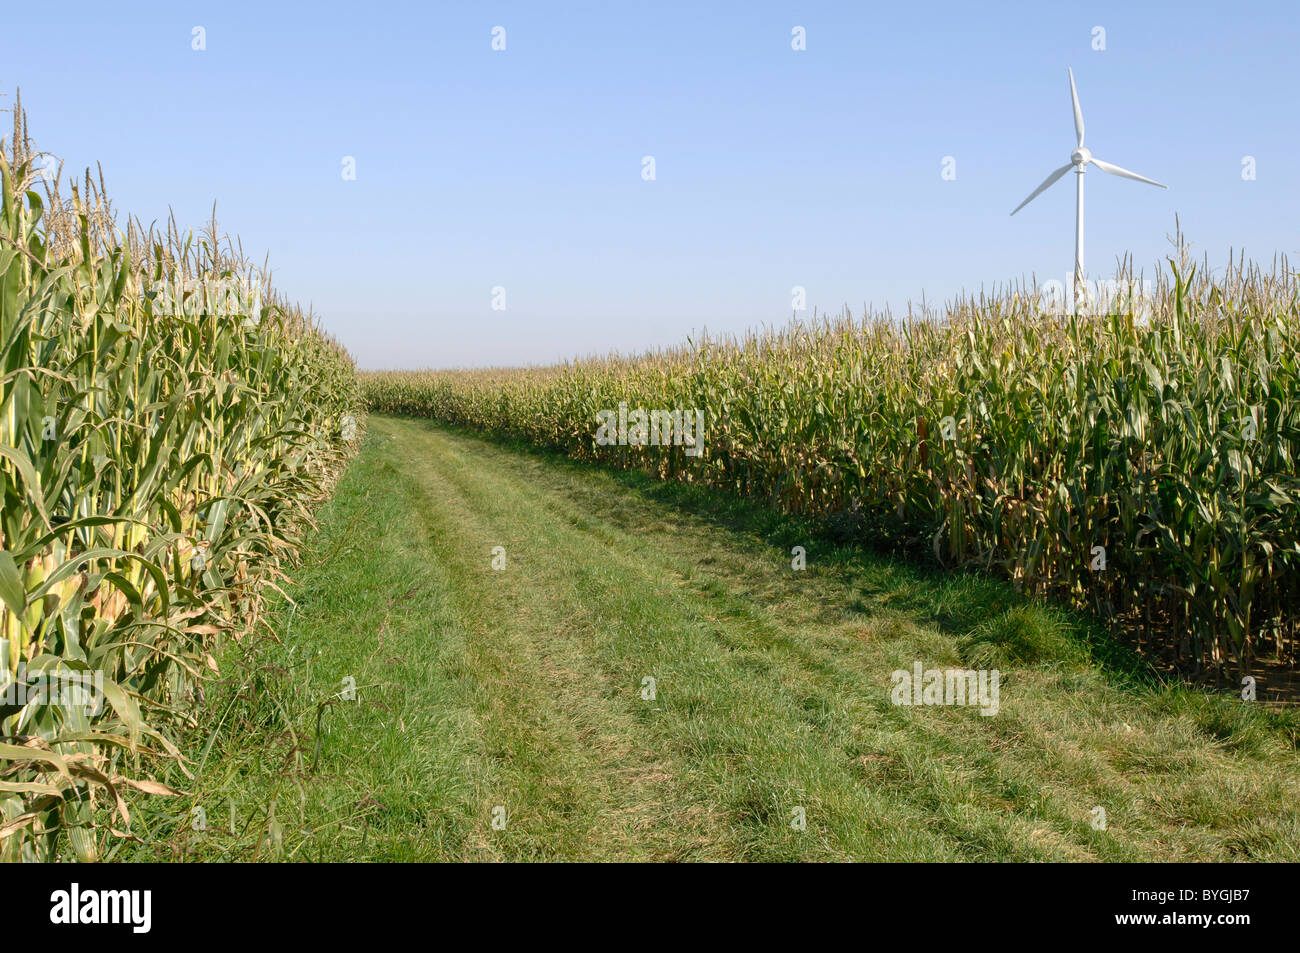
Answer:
[1011,68,1167,304]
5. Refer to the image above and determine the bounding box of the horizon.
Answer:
[349,248,1270,373]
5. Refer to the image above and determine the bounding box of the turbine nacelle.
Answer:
[1070,146,1092,168]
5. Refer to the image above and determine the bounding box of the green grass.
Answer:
[121,415,1300,861]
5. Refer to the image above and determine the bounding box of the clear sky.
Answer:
[3,1,1295,368]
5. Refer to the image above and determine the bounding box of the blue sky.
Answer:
[3,1,1295,368]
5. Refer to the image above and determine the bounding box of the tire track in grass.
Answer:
[235,439,495,861]
[382,416,963,860]
[442,440,1131,860]
[426,436,1109,860]
[378,416,1300,862]
[387,422,711,859]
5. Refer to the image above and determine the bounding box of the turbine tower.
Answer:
[1011,68,1167,305]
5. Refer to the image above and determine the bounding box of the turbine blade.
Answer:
[1069,68,1085,147]
[1010,163,1074,215]
[1090,157,1167,189]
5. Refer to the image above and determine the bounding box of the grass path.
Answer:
[134,415,1300,861]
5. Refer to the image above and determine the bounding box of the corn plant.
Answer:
[0,95,359,860]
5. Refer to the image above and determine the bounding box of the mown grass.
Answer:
[124,416,1300,861]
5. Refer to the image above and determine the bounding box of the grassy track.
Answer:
[137,415,1300,861]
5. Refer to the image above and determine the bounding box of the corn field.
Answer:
[0,95,358,860]
[365,257,1300,680]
